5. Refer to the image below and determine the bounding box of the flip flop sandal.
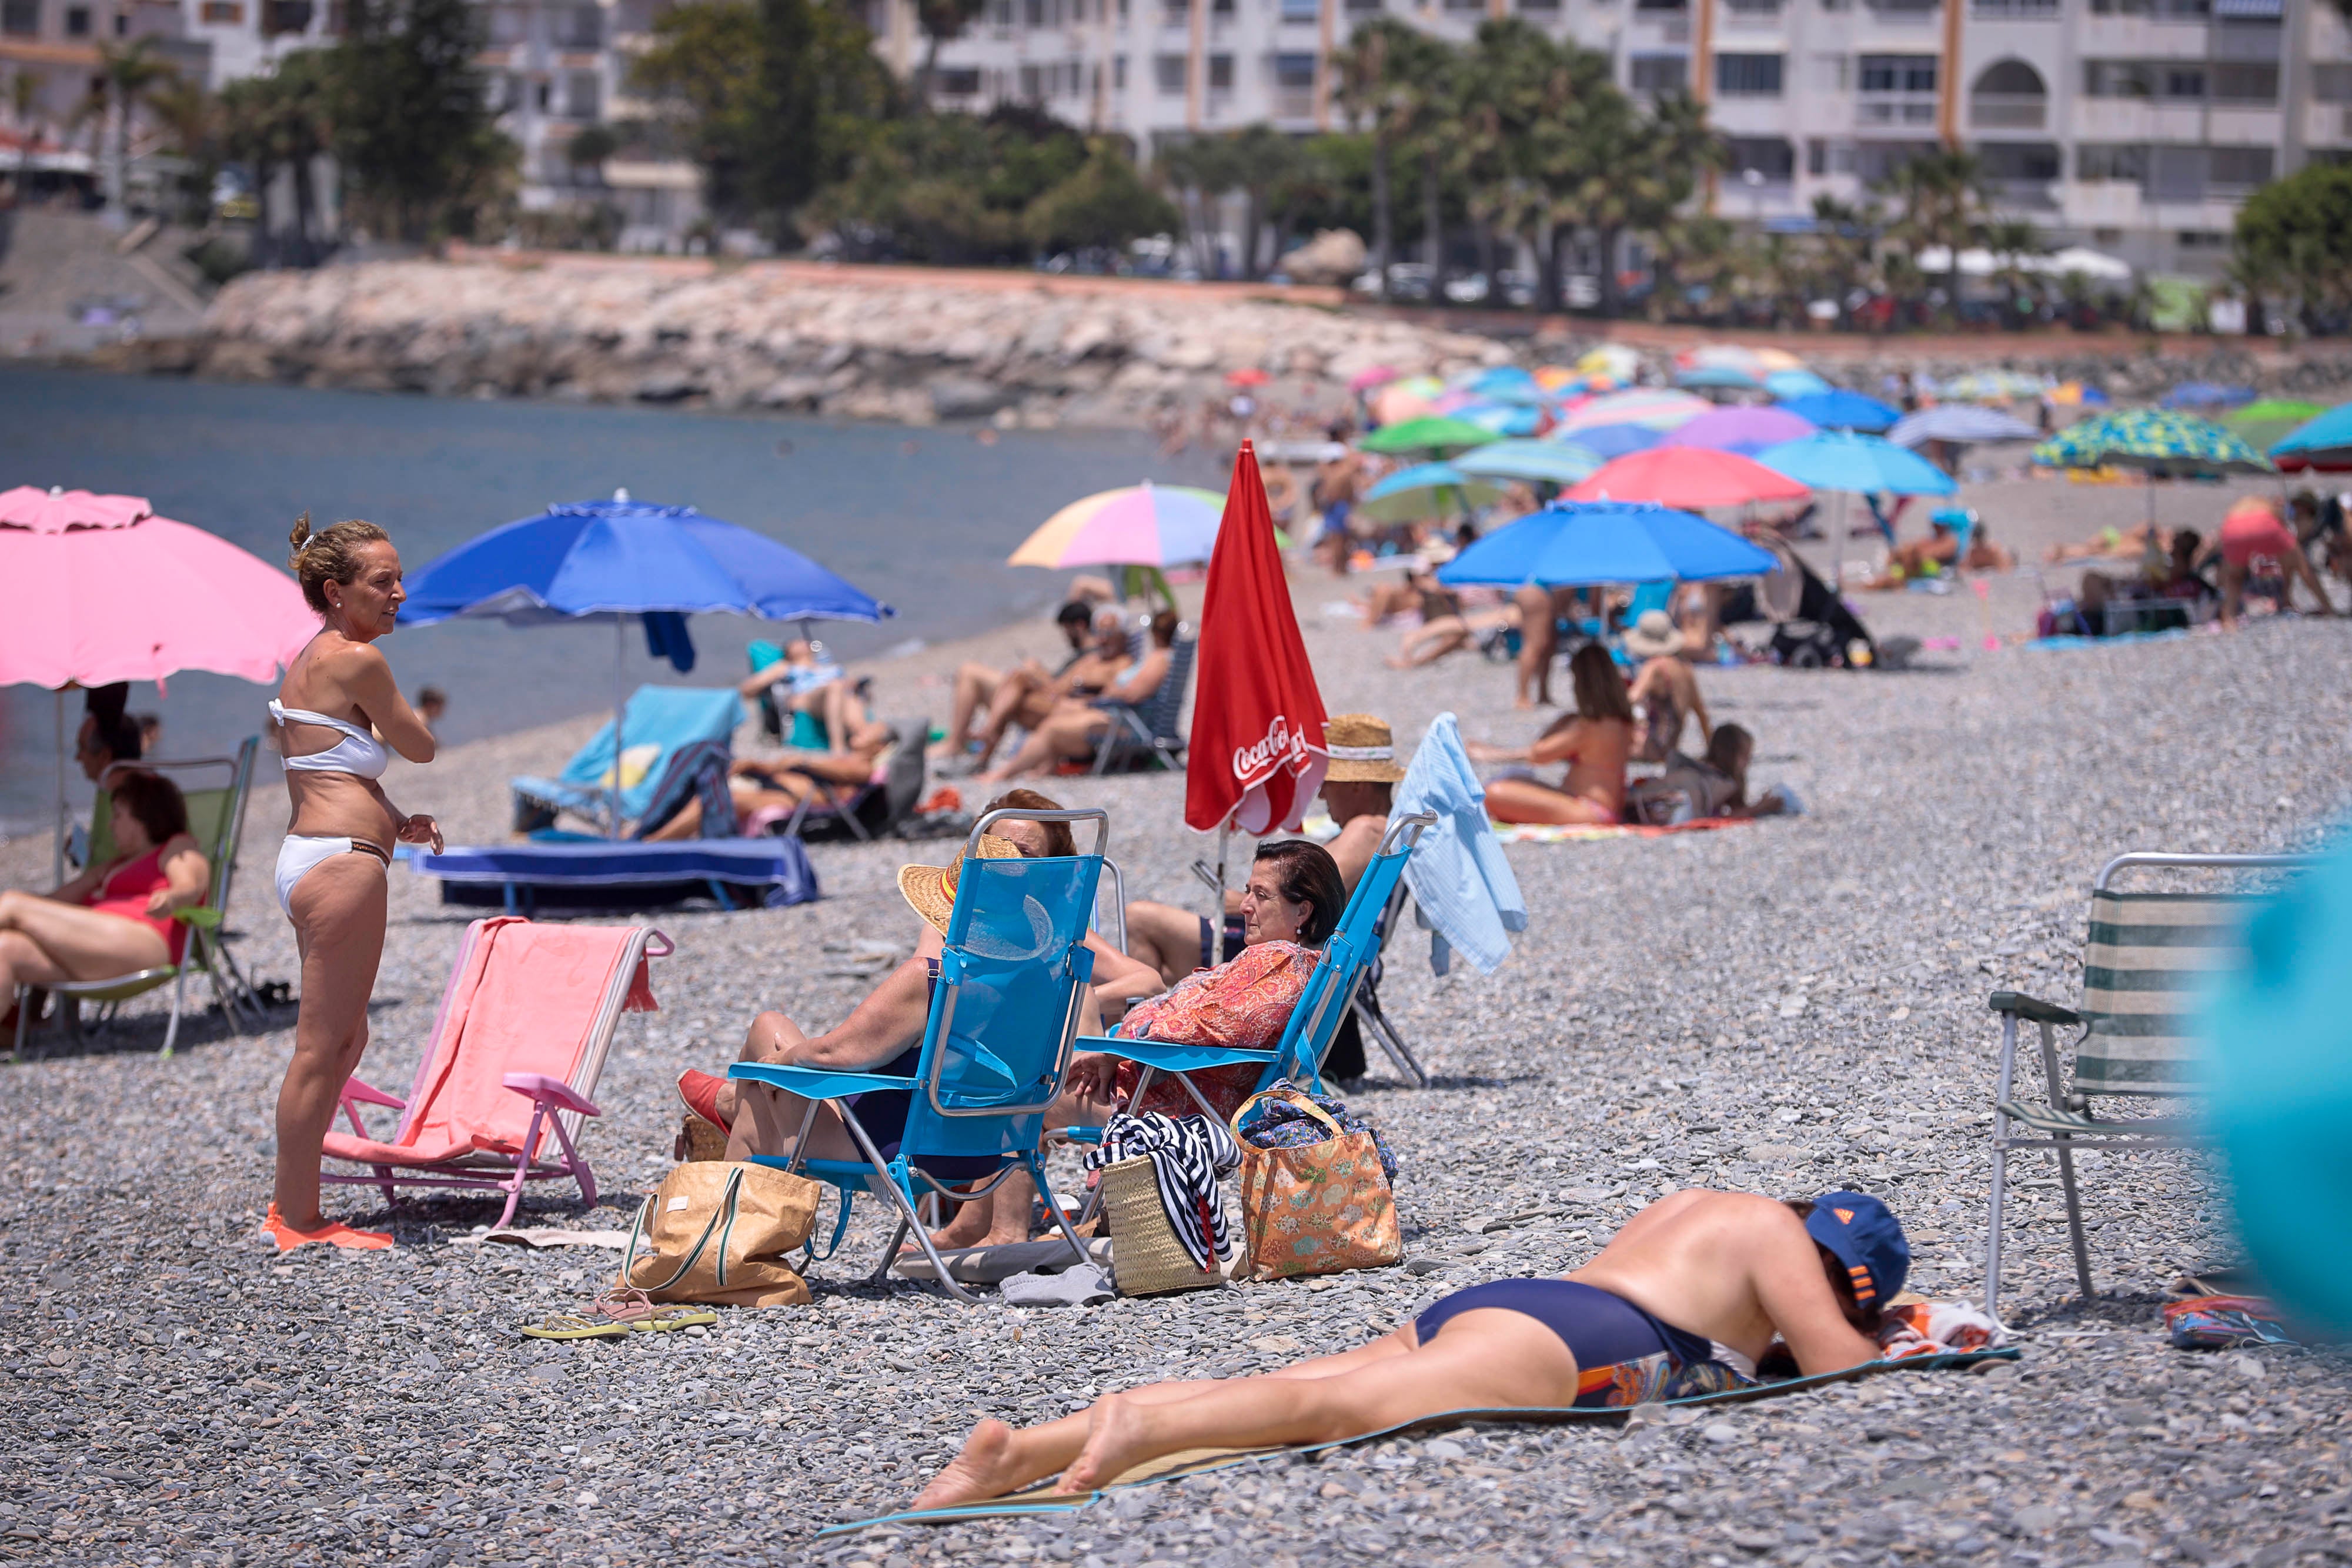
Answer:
[517,1309,629,1342]
[588,1285,717,1334]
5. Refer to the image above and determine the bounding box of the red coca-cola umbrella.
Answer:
[1185,441,1328,838]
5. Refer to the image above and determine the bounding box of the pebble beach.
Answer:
[4,465,2350,1568]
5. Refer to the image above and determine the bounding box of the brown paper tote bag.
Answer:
[1230,1088,1401,1282]
[621,1161,822,1309]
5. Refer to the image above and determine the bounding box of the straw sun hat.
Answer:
[1322,714,1407,784]
[898,834,1021,935]
[1623,609,1686,660]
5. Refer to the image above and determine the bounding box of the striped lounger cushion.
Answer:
[2078,890,2250,1097]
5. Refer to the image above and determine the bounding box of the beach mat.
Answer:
[1491,817,1757,844]
[819,1347,2019,1536]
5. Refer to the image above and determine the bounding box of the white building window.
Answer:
[1155,52,1187,92]
[1715,53,1783,95]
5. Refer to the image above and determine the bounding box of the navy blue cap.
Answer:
[1805,1191,1909,1308]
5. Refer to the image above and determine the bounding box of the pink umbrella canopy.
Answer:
[0,486,319,688]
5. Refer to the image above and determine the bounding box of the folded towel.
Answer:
[1083,1111,1240,1272]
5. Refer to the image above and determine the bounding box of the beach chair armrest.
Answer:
[727,1061,907,1101]
[1988,991,2079,1026]
[503,1072,600,1117]
[172,906,222,930]
[1072,1034,1275,1074]
[340,1076,406,1111]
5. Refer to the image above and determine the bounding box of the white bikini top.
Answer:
[270,700,390,780]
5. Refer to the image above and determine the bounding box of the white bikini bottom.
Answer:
[275,835,390,918]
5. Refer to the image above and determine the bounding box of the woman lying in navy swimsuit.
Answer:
[916,1187,1910,1508]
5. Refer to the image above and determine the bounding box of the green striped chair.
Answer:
[1984,851,2312,1316]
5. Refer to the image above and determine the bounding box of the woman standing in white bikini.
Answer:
[266,515,442,1252]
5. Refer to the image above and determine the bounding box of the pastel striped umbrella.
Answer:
[1456,439,1606,487]
[1555,388,1712,434]
[1661,405,1819,457]
[1008,481,1231,569]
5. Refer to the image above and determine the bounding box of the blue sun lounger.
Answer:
[729,807,1108,1302]
[415,838,817,916]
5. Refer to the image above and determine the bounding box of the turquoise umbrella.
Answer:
[1455,440,1606,487]
[1755,432,1957,497]
[2271,402,2352,473]
[1357,462,1504,524]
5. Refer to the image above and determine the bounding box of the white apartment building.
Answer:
[878,0,2352,278]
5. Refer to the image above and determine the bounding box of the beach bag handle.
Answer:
[620,1166,739,1295]
[1230,1084,1344,1148]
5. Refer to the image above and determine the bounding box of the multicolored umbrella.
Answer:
[1456,439,1606,487]
[1940,370,2050,403]
[1359,415,1502,458]
[1555,389,1711,435]
[2045,382,2110,408]
[1565,448,1810,509]
[1008,482,1232,569]
[1676,344,1804,376]
[2225,400,2327,457]
[1371,384,1438,426]
[1357,462,1504,524]
[1452,402,1545,438]
[1661,406,1819,457]
[1187,442,1327,837]
[2271,403,2352,473]
[2031,410,2272,476]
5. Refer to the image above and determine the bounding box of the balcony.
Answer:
[1971,0,2057,14]
[1274,86,1315,118]
[1856,94,1938,125]
[1970,92,2046,128]
[1986,177,2058,209]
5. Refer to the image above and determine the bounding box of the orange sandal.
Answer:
[264,1203,394,1253]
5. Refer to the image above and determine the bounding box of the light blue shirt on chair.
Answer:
[1395,712,1527,976]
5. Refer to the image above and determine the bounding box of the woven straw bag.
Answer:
[1100,1154,1224,1297]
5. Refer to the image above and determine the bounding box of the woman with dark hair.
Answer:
[1468,643,1636,825]
[0,771,209,1029]
[267,514,442,1253]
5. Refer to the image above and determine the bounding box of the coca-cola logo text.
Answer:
[1231,714,1311,782]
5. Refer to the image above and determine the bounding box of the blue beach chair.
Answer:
[511,685,742,837]
[729,807,1109,1303]
[1074,813,1435,1118]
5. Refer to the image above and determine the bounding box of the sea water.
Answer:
[0,365,1222,837]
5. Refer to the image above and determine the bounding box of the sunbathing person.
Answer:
[1862,517,2014,590]
[975,611,1181,783]
[737,637,845,740]
[913,1186,1907,1509]
[0,770,208,1034]
[644,684,894,840]
[1623,611,1711,764]
[1467,644,1634,825]
[1628,724,1791,825]
[934,601,1096,762]
[2042,522,2158,566]
[677,791,1159,1250]
[960,607,1135,771]
[1123,714,1400,989]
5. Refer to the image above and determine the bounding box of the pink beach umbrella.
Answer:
[1555,388,1712,435]
[1347,365,1401,394]
[0,484,319,877]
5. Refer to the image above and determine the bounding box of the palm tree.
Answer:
[8,70,43,184]
[219,54,333,265]
[1807,193,1883,325]
[88,39,178,228]
[1877,148,1986,325]
[142,75,218,222]
[1981,215,2044,329]
[1331,18,1449,300]
[1225,122,1298,279]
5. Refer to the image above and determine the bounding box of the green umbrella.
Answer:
[1359,416,1504,459]
[1355,461,1505,524]
[2033,408,2274,527]
[2226,400,2327,457]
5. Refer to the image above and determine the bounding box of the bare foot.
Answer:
[901,1194,993,1254]
[1060,1393,1151,1495]
[913,1419,1024,1509]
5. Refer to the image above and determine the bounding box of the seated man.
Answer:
[1123,714,1403,991]
[914,1187,1907,1507]
[644,681,893,840]
[934,601,1095,762]
[975,610,1181,783]
[960,607,1136,772]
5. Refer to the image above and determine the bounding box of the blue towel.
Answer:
[1395,713,1526,977]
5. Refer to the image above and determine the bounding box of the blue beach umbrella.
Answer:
[2271,403,2352,473]
[1778,389,1901,433]
[1763,369,1835,400]
[1559,422,1662,460]
[1435,500,1778,589]
[1676,365,1762,392]
[404,489,893,834]
[2161,382,2256,412]
[1452,402,1546,437]
[1755,432,1957,497]
[1455,439,1606,487]
[1464,366,1549,406]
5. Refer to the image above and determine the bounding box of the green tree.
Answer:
[1332,18,1451,299]
[1805,193,1883,324]
[2233,160,2352,333]
[331,0,510,241]
[1025,138,1180,255]
[631,0,768,222]
[88,40,178,225]
[219,51,336,262]
[144,73,220,222]
[1981,215,2044,328]
[1264,132,1374,261]
[1876,148,1987,325]
[915,0,987,94]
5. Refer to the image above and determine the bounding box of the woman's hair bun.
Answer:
[286,510,314,569]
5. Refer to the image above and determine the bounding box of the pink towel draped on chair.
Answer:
[322,918,657,1168]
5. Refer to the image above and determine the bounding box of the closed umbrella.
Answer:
[1435,501,1779,589]
[1358,416,1502,459]
[403,489,892,835]
[1565,448,1810,509]
[0,485,319,880]
[1778,389,1901,433]
[1661,406,1819,457]
[1456,440,1606,487]
[2269,403,2352,473]
[1357,462,1505,524]
[1886,405,2041,449]
[1187,442,1329,921]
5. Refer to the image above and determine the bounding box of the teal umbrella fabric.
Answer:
[1456,440,1606,486]
[1675,366,1760,392]
[1358,462,1504,523]
[1753,432,1957,497]
[1434,501,1778,587]
[2031,410,2273,475]
[2204,843,2352,1332]
[1763,369,1835,400]
[2271,403,2352,474]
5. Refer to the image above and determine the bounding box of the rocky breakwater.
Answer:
[162,258,1514,429]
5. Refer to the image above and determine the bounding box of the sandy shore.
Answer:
[4,463,2350,1564]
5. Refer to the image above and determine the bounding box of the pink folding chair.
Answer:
[322,917,671,1228]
